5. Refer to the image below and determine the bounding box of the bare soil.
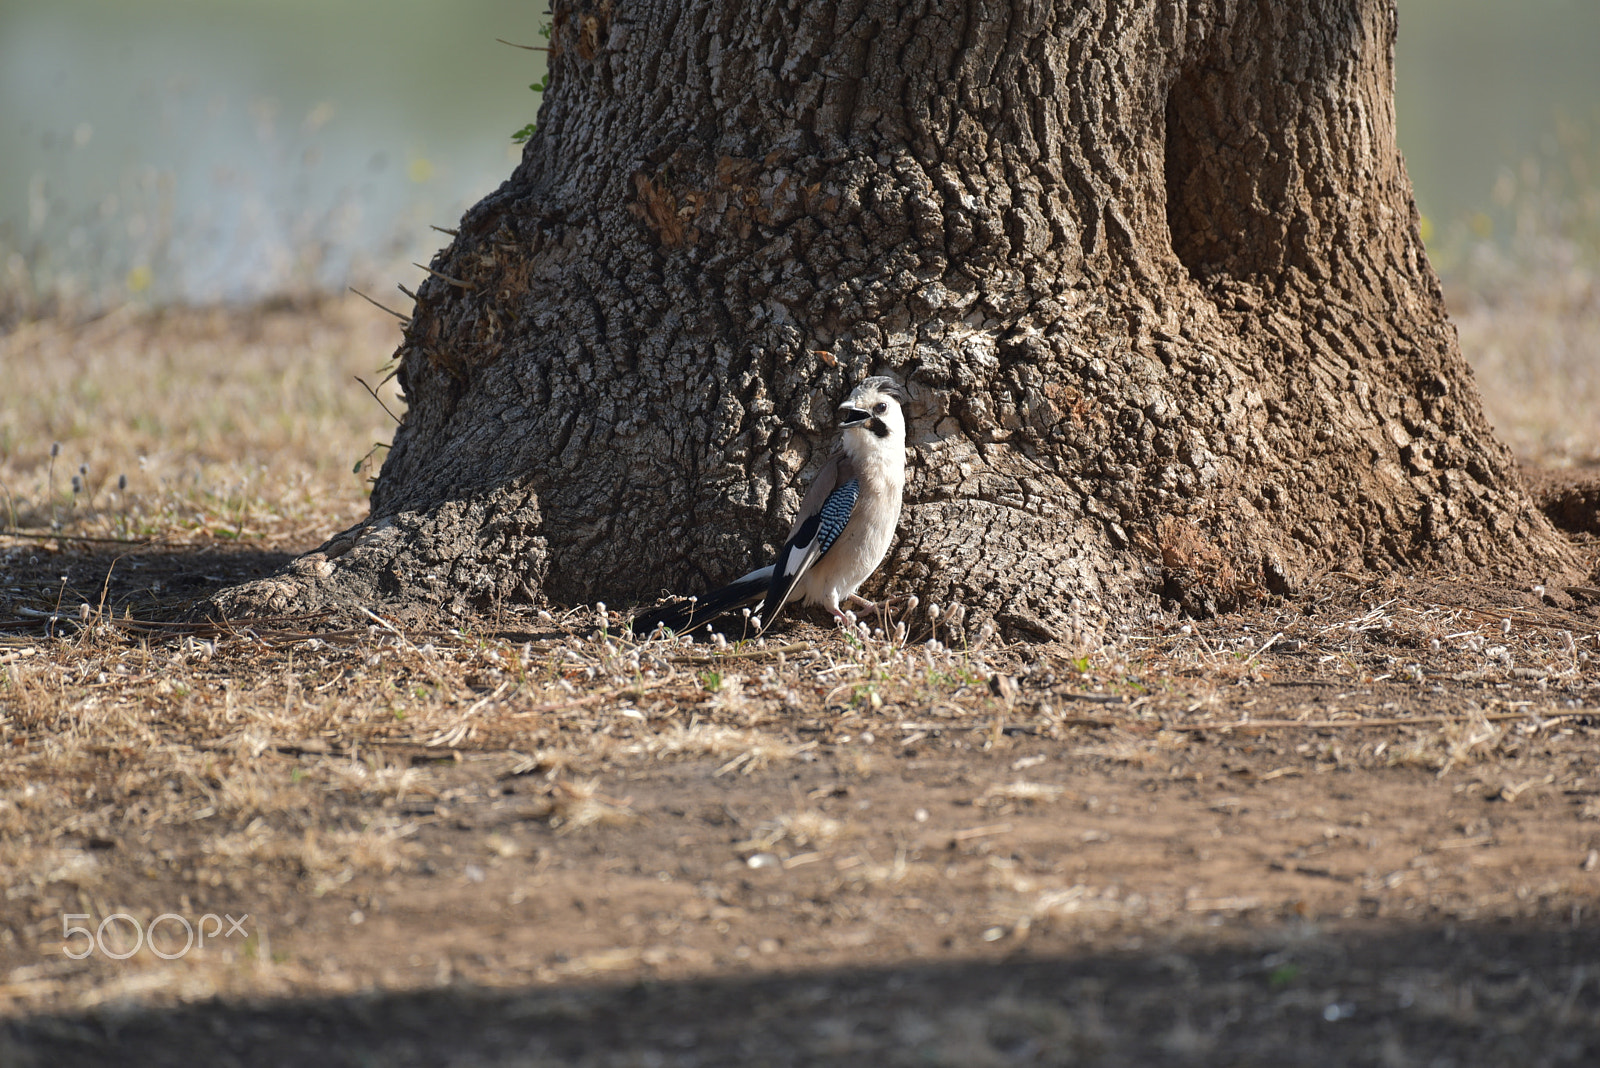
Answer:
[4,502,1600,1064]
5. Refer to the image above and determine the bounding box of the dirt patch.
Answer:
[4,535,1600,1064]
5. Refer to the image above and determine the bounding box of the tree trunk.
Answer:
[209,0,1576,638]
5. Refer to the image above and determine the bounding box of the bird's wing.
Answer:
[785,449,850,543]
[758,452,859,632]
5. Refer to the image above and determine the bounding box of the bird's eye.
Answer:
[873,402,887,414]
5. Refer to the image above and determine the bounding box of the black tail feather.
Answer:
[629,576,768,638]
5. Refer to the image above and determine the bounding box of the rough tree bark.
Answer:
[210,0,1576,638]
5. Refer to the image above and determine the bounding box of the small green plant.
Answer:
[511,21,554,143]
[1267,962,1302,989]
[352,441,389,476]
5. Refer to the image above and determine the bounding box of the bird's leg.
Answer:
[846,594,913,624]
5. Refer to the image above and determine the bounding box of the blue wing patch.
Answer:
[757,478,861,633]
[815,479,859,555]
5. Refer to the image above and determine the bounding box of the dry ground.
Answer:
[2,295,1600,1065]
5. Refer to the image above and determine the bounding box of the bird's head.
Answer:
[836,376,907,444]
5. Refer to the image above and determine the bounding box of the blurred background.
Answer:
[0,0,1595,543]
[0,0,537,310]
[2,0,1596,310]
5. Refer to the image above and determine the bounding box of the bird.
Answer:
[630,376,908,638]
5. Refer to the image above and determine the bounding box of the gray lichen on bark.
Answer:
[206,0,1576,636]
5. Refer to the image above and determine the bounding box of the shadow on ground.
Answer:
[0,540,299,627]
[5,920,1597,1066]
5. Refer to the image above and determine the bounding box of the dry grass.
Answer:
[0,300,402,544]
[1454,278,1600,466]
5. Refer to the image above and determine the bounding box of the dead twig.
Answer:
[669,642,812,663]
[1165,710,1594,733]
[412,263,477,290]
[508,678,681,716]
[347,286,410,322]
[495,37,552,52]
[354,377,402,425]
[0,529,157,545]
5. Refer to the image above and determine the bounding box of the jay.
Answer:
[632,376,907,637]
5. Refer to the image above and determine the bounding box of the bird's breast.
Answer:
[798,473,902,605]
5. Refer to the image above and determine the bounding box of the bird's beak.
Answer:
[837,405,870,428]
